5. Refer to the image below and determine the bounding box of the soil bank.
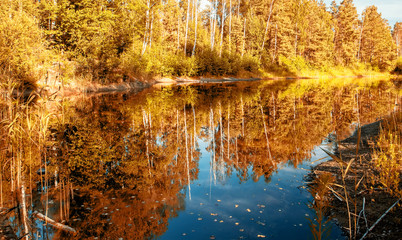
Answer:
[312,120,402,239]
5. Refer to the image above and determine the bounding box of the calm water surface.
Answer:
[5,78,401,239]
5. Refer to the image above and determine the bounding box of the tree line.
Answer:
[0,0,399,87]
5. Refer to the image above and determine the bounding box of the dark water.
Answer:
[3,78,401,239]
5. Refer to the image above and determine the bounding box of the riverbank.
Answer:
[34,72,395,98]
[312,115,401,239]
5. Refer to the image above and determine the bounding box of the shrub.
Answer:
[278,55,310,74]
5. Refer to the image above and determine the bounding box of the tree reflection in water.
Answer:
[0,78,400,239]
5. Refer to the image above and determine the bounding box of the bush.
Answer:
[0,3,49,88]
[278,55,311,74]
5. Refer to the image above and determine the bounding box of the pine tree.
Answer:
[332,0,359,66]
[359,6,396,70]
[302,0,334,66]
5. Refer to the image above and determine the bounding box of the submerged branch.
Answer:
[33,211,77,234]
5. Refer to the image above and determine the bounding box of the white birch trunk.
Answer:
[219,0,226,57]
[242,18,246,57]
[260,0,275,58]
[184,0,191,54]
[229,0,232,54]
[192,0,198,56]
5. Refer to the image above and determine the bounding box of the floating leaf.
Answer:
[246,209,251,212]
[257,235,266,238]
[235,204,239,208]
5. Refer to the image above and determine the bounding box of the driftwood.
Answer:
[359,198,401,240]
[33,211,77,234]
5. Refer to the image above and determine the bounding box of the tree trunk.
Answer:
[260,105,272,160]
[184,0,191,54]
[20,184,29,240]
[184,106,191,200]
[227,104,230,159]
[33,211,77,233]
[242,18,246,57]
[192,0,198,56]
[260,0,275,58]
[177,4,181,50]
[142,0,150,55]
[357,15,365,61]
[229,0,232,54]
[219,0,226,57]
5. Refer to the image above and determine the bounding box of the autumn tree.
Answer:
[332,0,359,66]
[0,0,48,87]
[359,6,396,70]
[392,22,402,57]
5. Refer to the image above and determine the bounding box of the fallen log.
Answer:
[32,211,77,234]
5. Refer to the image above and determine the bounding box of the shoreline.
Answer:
[38,73,394,98]
[312,119,401,239]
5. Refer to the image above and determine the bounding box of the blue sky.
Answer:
[324,0,401,27]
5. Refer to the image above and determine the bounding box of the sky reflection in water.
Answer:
[162,140,344,240]
[15,78,399,239]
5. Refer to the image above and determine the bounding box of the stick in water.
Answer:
[33,211,77,233]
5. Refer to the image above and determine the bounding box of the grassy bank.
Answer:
[312,111,401,239]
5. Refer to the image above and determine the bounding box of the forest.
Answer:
[0,0,401,89]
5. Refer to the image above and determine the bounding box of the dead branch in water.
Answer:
[32,211,76,234]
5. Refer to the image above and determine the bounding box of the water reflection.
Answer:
[0,78,400,239]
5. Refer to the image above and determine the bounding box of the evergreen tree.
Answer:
[332,0,359,66]
[302,0,334,66]
[359,6,396,70]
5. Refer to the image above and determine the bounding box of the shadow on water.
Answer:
[0,78,400,239]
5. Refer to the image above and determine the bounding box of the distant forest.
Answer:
[0,0,401,87]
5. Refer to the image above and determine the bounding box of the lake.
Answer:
[1,78,400,239]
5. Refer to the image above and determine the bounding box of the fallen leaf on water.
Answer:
[257,235,266,238]
[211,213,218,216]
[235,204,239,208]
[197,218,203,221]
[235,222,239,225]
[217,199,221,202]
[219,220,224,223]
[239,229,244,232]
[256,221,266,226]
[246,209,251,212]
